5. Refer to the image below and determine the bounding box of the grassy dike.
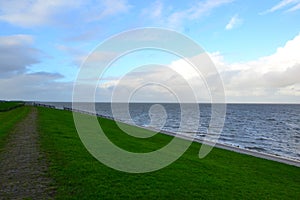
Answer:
[0,101,24,112]
[37,107,300,199]
[0,106,30,151]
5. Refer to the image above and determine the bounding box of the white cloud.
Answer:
[97,65,211,102]
[84,0,131,22]
[263,64,300,87]
[143,0,234,28]
[228,33,300,73]
[214,33,300,101]
[0,0,131,27]
[287,1,300,11]
[142,0,163,19]
[0,0,79,27]
[94,51,223,103]
[261,0,300,14]
[225,14,243,30]
[151,1,164,19]
[101,0,130,17]
[186,0,234,19]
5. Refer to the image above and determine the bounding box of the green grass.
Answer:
[37,107,300,199]
[0,101,24,112]
[0,106,30,151]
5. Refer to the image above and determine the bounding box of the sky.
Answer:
[1,0,300,103]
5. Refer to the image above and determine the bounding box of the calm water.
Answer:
[44,102,300,161]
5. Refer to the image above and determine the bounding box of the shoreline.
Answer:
[135,125,300,168]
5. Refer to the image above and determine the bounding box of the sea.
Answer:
[42,102,300,162]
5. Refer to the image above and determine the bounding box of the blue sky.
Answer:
[1,0,300,102]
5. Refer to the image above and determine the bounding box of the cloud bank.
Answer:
[96,33,300,103]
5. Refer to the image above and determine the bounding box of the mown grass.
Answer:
[0,101,24,112]
[37,107,300,199]
[0,106,30,151]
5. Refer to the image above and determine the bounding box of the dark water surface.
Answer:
[43,102,300,161]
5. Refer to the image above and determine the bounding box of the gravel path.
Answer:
[0,107,55,199]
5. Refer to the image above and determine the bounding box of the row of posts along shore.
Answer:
[29,102,115,120]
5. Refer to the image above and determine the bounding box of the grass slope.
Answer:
[37,107,300,199]
[0,106,30,151]
[0,101,24,112]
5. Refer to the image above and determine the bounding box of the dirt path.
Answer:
[0,107,55,199]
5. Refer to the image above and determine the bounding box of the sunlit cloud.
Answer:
[217,33,300,101]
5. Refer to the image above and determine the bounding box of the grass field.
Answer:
[0,107,30,151]
[37,107,300,199]
[0,101,24,112]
